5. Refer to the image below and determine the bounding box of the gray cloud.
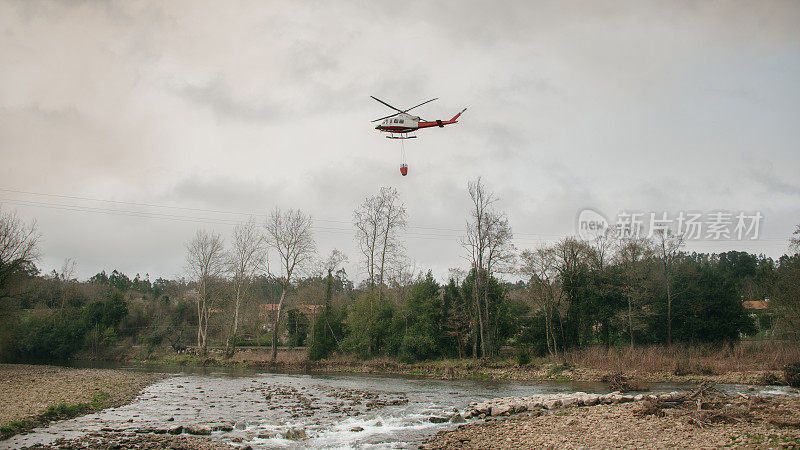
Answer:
[1,0,799,280]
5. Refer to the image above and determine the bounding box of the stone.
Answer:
[450,414,466,424]
[584,394,601,406]
[284,428,306,440]
[525,401,543,409]
[491,403,513,416]
[235,421,247,430]
[430,416,450,423]
[350,426,364,432]
[543,399,562,410]
[185,425,211,436]
[618,395,634,403]
[168,425,183,435]
[561,397,578,407]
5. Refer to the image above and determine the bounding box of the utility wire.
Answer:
[0,189,790,245]
[0,187,564,237]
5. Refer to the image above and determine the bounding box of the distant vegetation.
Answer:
[0,188,798,365]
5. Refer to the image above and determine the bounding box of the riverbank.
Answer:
[0,364,162,440]
[424,393,800,449]
[138,341,798,386]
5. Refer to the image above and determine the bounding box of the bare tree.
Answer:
[586,228,617,271]
[59,257,77,311]
[616,236,653,349]
[60,258,77,282]
[225,218,267,356]
[314,248,348,324]
[653,228,684,346]
[0,207,40,301]
[461,178,512,358]
[186,229,226,356]
[520,245,563,357]
[461,178,493,357]
[323,249,348,275]
[790,224,800,254]
[265,207,316,361]
[483,210,514,354]
[353,187,407,302]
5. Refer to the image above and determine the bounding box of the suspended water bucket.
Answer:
[400,164,408,176]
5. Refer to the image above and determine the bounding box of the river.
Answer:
[4,365,794,449]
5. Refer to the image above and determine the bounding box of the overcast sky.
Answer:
[1,1,799,282]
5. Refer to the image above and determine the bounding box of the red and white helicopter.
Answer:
[371,96,466,176]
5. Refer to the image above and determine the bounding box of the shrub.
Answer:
[308,309,342,361]
[399,332,437,363]
[673,359,691,376]
[516,348,531,366]
[10,310,85,362]
[785,362,800,387]
[761,371,781,386]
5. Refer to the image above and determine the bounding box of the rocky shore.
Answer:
[427,390,800,449]
[0,364,161,439]
[465,391,662,418]
[154,351,788,387]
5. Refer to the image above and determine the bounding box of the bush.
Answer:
[516,348,531,366]
[673,359,716,376]
[308,309,342,361]
[761,371,781,386]
[399,332,437,363]
[785,362,800,387]
[10,310,85,362]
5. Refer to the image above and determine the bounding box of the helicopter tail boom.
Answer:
[450,108,467,122]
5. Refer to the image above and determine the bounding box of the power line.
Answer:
[0,187,565,237]
[0,188,791,246]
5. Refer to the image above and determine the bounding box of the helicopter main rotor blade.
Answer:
[370,96,405,114]
[402,97,438,114]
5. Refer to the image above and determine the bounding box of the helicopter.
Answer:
[372,96,466,139]
[371,96,466,176]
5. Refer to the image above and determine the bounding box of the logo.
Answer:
[576,209,610,241]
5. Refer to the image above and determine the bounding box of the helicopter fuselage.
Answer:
[374,110,465,135]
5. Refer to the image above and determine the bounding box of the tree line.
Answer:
[0,183,799,364]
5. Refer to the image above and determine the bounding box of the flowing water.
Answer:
[5,366,796,449]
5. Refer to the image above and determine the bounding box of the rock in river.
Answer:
[185,424,211,435]
[284,428,307,440]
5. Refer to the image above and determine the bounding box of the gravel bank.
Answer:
[21,431,231,449]
[425,395,800,449]
[0,364,161,436]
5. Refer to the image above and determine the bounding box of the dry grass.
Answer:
[560,340,800,377]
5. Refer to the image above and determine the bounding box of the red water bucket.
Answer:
[400,164,408,176]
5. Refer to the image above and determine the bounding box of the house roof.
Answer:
[742,299,769,310]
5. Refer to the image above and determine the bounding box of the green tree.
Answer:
[398,271,441,362]
[442,278,471,358]
[285,309,309,348]
[308,269,343,360]
[340,290,395,358]
[649,258,754,343]
[773,254,800,341]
